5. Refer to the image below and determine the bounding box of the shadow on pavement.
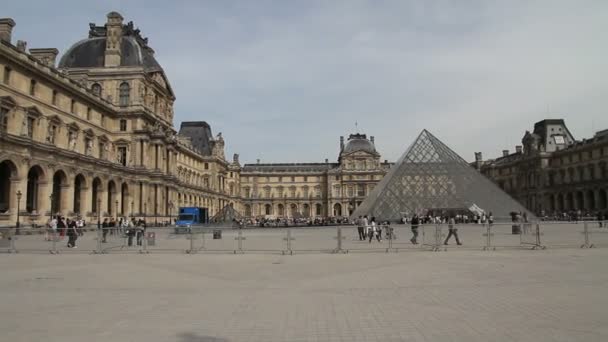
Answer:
[177,332,229,342]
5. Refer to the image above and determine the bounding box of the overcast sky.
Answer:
[5,1,608,163]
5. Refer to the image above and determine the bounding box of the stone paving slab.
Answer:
[1,248,607,341]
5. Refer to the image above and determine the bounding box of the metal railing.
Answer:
[0,221,607,254]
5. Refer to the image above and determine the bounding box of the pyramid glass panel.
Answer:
[352,130,534,222]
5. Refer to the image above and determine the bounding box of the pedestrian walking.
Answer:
[444,217,462,245]
[66,218,78,248]
[369,217,377,243]
[46,216,57,241]
[356,216,365,241]
[410,214,420,244]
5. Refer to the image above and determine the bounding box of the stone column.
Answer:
[61,183,73,216]
[80,185,91,216]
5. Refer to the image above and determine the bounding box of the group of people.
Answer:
[101,217,147,246]
[46,215,86,248]
[354,214,462,246]
[354,216,393,243]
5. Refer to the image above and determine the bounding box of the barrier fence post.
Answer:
[50,230,58,254]
[434,224,445,252]
[386,226,393,253]
[95,227,102,254]
[483,223,495,251]
[581,221,592,248]
[534,223,546,250]
[333,226,346,253]
[282,228,294,255]
[234,229,245,254]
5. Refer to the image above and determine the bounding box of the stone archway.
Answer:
[51,170,68,215]
[121,183,130,215]
[0,160,18,213]
[91,178,102,213]
[26,165,45,214]
[73,174,87,214]
[107,180,117,217]
[333,203,342,217]
[599,189,607,210]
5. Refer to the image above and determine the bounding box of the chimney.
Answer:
[474,152,482,162]
[340,136,344,151]
[502,150,509,157]
[29,48,59,67]
[233,153,239,164]
[0,18,16,43]
[104,12,124,67]
[370,136,375,144]
[256,159,260,164]
[325,158,329,163]
[515,145,523,154]
[16,40,27,52]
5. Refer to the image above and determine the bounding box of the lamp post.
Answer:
[15,190,22,235]
[130,201,134,219]
[169,201,174,225]
[115,200,119,219]
[144,202,147,225]
[49,193,54,223]
[97,198,101,229]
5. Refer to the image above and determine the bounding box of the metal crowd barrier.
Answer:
[1,221,608,254]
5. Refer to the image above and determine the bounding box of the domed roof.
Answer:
[58,17,163,72]
[58,35,162,71]
[343,134,377,154]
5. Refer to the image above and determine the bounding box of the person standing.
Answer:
[410,214,420,244]
[66,218,78,248]
[46,216,57,241]
[57,216,67,239]
[101,218,109,243]
[374,217,382,242]
[356,216,365,241]
[444,217,462,245]
[369,217,377,243]
[362,215,369,240]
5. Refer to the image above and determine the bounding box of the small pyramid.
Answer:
[210,204,243,227]
[352,130,533,221]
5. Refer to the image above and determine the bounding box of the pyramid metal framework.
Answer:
[352,130,533,222]
[210,205,243,227]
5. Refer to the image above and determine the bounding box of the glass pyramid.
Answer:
[352,130,534,222]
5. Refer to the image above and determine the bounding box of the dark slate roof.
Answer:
[178,121,214,156]
[342,134,377,155]
[243,163,338,172]
[58,36,162,72]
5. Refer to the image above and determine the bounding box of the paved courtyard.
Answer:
[1,244,608,341]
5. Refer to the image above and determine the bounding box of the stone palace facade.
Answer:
[474,119,608,216]
[1,12,606,226]
[0,13,240,226]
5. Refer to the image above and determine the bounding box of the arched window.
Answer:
[91,83,102,97]
[119,82,130,106]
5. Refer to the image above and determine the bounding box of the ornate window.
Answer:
[117,146,127,166]
[91,83,102,97]
[119,82,130,106]
[0,106,8,133]
[3,66,11,84]
[120,119,127,131]
[29,79,37,96]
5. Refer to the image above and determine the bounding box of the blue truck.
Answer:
[175,207,209,233]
